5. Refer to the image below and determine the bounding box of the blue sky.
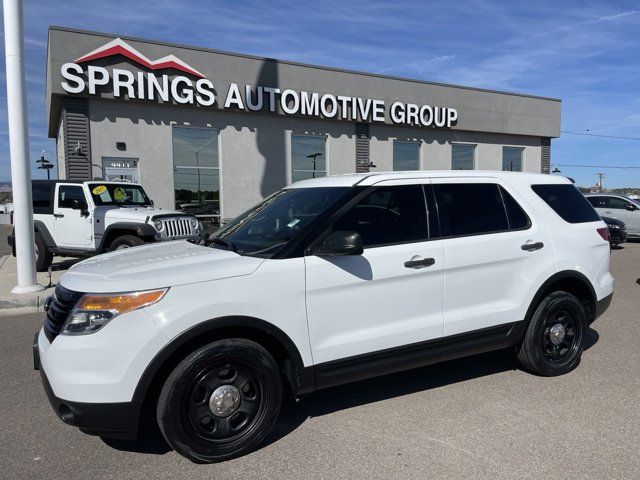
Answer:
[0,0,639,188]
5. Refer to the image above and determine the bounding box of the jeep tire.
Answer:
[108,235,145,251]
[517,291,587,376]
[157,339,282,463]
[34,232,53,272]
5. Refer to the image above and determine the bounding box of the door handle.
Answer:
[53,213,64,218]
[404,257,435,269]
[521,241,544,251]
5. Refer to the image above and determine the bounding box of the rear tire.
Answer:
[517,291,587,376]
[34,232,53,272]
[108,235,145,251]
[156,339,282,463]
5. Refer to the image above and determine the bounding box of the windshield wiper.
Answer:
[210,236,237,252]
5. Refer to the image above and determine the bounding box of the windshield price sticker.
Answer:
[92,185,107,195]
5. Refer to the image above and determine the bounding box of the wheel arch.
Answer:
[33,220,56,248]
[133,316,315,426]
[99,223,157,251]
[526,270,598,327]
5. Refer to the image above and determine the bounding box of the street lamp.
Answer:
[306,152,322,178]
[36,151,54,180]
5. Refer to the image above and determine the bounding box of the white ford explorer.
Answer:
[34,171,614,463]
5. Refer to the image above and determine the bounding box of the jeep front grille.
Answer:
[158,217,198,240]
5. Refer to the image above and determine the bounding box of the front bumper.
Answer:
[34,332,141,439]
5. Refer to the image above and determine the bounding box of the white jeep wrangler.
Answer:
[8,180,202,271]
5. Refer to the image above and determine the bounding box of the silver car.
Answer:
[586,194,640,238]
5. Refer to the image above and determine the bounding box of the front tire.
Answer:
[517,291,587,376]
[108,235,145,251]
[157,339,282,463]
[34,232,53,272]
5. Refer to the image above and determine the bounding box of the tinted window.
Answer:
[58,186,86,209]
[586,196,605,208]
[604,197,631,209]
[500,186,530,230]
[532,185,600,223]
[333,185,428,248]
[434,183,508,236]
[32,183,52,213]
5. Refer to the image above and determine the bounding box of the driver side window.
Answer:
[58,185,85,209]
[332,185,428,248]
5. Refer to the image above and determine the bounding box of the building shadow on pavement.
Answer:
[101,326,600,457]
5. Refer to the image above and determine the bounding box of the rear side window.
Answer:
[32,183,52,214]
[333,185,428,248]
[532,184,600,223]
[434,183,508,236]
[500,186,530,230]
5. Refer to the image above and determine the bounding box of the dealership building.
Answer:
[46,26,561,223]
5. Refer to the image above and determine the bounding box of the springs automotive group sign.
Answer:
[61,38,458,128]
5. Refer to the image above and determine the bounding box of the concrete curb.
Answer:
[0,295,43,316]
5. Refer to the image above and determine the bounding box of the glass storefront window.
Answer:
[291,134,326,183]
[393,141,420,171]
[172,127,220,223]
[452,143,475,170]
[503,146,523,171]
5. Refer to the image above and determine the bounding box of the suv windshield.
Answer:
[214,187,350,256]
[89,183,151,206]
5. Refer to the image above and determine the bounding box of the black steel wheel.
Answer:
[157,339,282,463]
[517,291,586,376]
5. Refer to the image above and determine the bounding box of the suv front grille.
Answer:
[44,285,82,342]
[158,217,197,240]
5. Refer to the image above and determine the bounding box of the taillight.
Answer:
[597,227,610,243]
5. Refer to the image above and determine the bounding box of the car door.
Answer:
[601,196,640,234]
[432,179,555,339]
[53,184,93,248]
[304,181,445,387]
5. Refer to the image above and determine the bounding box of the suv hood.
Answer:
[60,241,264,293]
[99,206,190,223]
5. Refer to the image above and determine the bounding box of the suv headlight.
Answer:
[61,288,168,336]
[154,219,164,232]
[190,217,198,228]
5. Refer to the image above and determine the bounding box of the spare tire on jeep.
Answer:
[108,235,146,251]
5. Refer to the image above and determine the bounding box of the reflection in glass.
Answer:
[502,146,523,171]
[291,135,326,182]
[452,144,475,170]
[393,141,420,171]
[172,127,220,222]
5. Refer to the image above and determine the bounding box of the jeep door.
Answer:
[53,184,93,248]
[601,196,640,234]
[432,179,555,340]
[304,182,445,387]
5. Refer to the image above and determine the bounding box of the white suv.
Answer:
[34,171,614,463]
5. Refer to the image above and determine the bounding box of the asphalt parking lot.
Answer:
[1,243,639,480]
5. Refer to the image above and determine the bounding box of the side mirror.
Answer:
[313,231,363,256]
[625,203,638,212]
[71,199,89,216]
[150,199,155,207]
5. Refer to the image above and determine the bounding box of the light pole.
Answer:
[306,152,322,178]
[3,0,42,293]
[36,152,54,180]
